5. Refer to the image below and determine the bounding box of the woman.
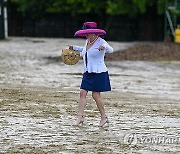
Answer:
[68,22,113,127]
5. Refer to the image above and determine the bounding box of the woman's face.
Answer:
[85,34,97,40]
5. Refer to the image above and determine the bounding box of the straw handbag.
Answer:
[61,49,80,65]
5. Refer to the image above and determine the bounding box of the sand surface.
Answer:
[0,37,180,153]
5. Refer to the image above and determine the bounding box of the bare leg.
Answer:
[74,89,88,126]
[92,92,108,127]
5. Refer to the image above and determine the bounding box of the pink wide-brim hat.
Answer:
[74,22,106,37]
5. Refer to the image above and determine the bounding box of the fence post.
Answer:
[0,0,7,39]
[4,0,7,38]
[0,0,5,39]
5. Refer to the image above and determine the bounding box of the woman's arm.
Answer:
[99,43,113,53]
[98,39,113,53]
[103,43,113,53]
[68,44,84,52]
[73,46,84,52]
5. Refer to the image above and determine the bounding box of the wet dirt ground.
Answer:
[0,37,180,153]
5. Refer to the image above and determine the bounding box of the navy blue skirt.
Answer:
[80,71,111,92]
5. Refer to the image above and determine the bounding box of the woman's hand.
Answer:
[67,44,73,50]
[98,45,105,51]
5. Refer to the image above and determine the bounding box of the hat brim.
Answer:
[74,29,106,37]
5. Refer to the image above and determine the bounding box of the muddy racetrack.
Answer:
[0,38,180,153]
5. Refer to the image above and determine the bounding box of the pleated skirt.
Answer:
[80,71,111,92]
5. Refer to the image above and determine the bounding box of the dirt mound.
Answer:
[106,43,180,61]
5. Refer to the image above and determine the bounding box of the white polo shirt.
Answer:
[73,37,113,73]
